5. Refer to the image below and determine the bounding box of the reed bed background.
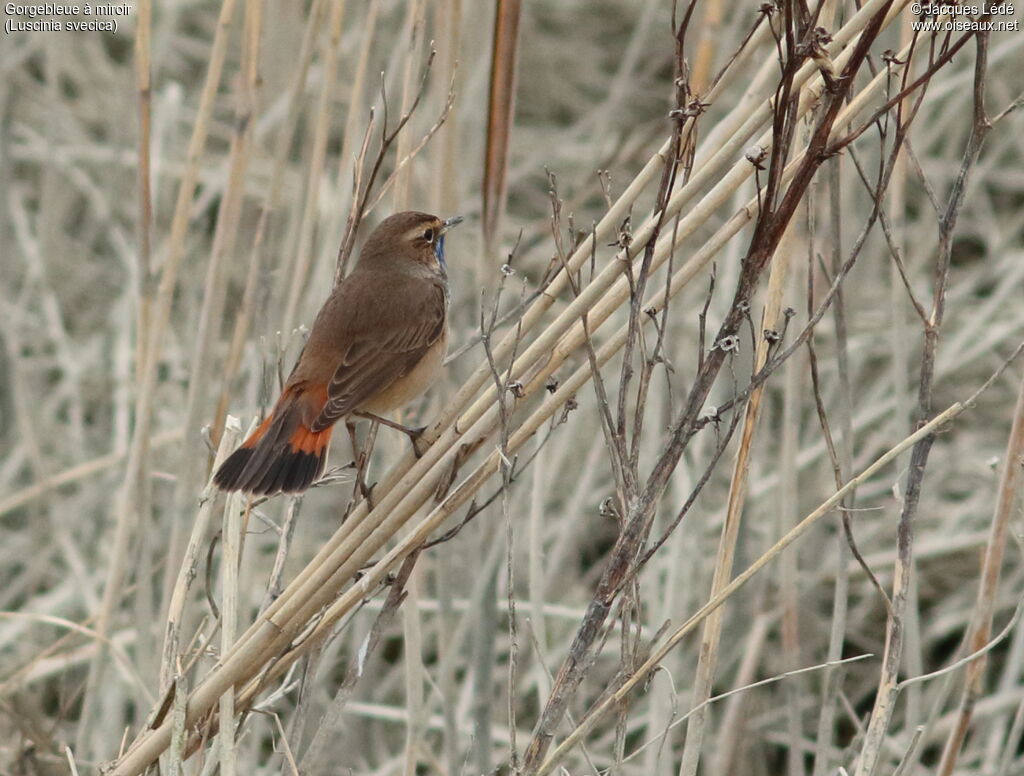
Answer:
[2,1,1024,774]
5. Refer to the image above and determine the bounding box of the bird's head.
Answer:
[361,210,464,272]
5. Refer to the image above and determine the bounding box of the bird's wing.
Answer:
[311,276,446,431]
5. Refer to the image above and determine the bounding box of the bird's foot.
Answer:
[359,479,377,510]
[356,412,430,458]
[405,425,429,458]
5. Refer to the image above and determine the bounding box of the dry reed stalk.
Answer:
[677,208,799,776]
[167,0,263,643]
[157,419,242,700]
[394,21,430,745]
[339,0,381,176]
[809,193,854,769]
[165,670,188,776]
[777,221,807,776]
[689,0,724,91]
[482,0,522,254]
[708,614,771,774]
[280,0,348,336]
[426,49,466,708]
[132,0,152,386]
[77,0,240,757]
[318,0,380,282]
[218,486,244,776]
[392,0,427,213]
[807,5,857,766]
[430,0,462,227]
[400,565,426,776]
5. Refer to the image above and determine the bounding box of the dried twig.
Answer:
[854,28,993,776]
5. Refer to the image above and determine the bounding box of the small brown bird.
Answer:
[214,211,462,495]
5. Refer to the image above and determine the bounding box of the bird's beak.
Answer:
[440,215,464,234]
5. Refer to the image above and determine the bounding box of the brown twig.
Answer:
[854,28,992,776]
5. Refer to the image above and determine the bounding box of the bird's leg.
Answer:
[355,411,429,458]
[346,419,376,508]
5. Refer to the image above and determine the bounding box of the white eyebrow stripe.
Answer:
[406,222,441,242]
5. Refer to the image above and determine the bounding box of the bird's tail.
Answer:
[213,387,332,495]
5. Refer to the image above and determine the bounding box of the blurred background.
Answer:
[2,1,1024,774]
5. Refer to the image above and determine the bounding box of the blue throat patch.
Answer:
[435,234,448,272]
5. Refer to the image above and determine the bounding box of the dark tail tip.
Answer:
[213,442,328,496]
[213,447,254,492]
[260,449,326,495]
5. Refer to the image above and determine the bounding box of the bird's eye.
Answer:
[422,228,435,242]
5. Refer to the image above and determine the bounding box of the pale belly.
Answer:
[358,328,448,415]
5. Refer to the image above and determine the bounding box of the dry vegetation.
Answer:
[2,1,1024,774]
